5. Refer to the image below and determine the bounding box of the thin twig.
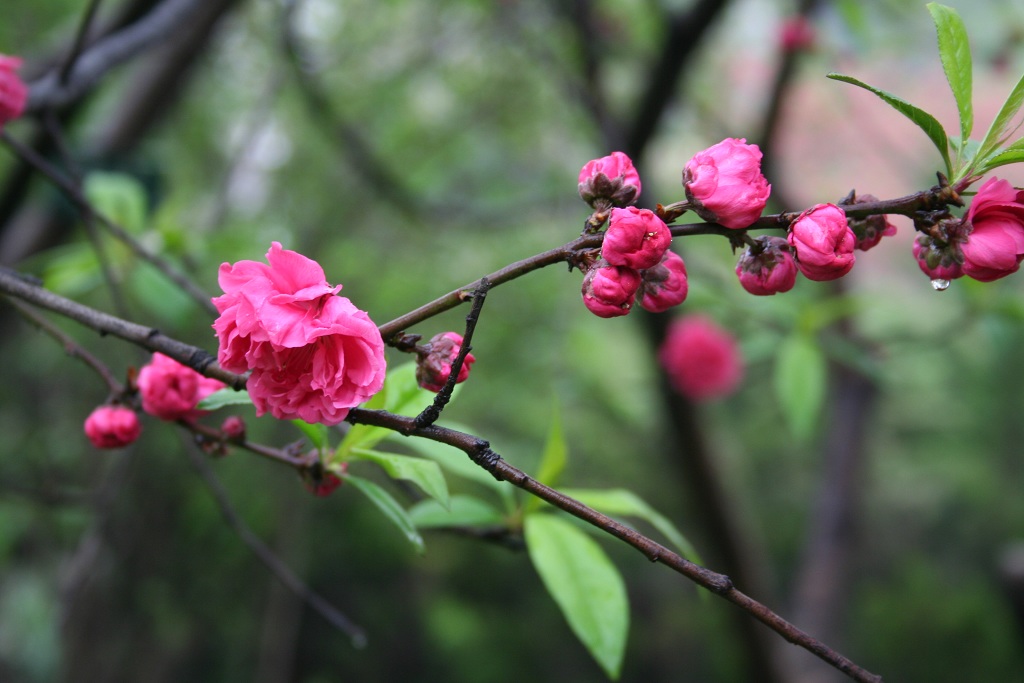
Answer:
[181,437,368,648]
[414,277,490,429]
[0,129,217,314]
[58,0,106,86]
[346,406,884,683]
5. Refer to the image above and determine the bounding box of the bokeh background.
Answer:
[2,0,1024,681]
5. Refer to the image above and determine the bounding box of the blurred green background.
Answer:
[2,0,1024,681]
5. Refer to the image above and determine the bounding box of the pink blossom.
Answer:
[581,261,642,318]
[602,207,672,270]
[0,55,27,128]
[683,138,771,229]
[960,177,1024,282]
[736,236,798,295]
[638,250,688,313]
[84,405,141,449]
[137,352,225,421]
[787,203,856,281]
[659,316,744,401]
[212,242,387,425]
[220,415,246,440]
[779,16,816,52]
[912,235,963,281]
[417,331,476,393]
[846,195,897,251]
[578,151,641,207]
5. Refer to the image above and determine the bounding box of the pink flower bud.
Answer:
[912,234,963,281]
[581,261,642,318]
[960,177,1024,282]
[846,194,897,251]
[578,151,641,207]
[220,415,246,440]
[416,331,476,393]
[658,316,744,401]
[736,236,797,295]
[303,467,344,497]
[787,203,856,281]
[137,352,226,422]
[683,138,771,229]
[84,405,142,449]
[638,250,688,313]
[779,16,816,52]
[602,207,672,270]
[0,55,27,128]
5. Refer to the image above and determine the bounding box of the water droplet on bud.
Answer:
[930,278,951,291]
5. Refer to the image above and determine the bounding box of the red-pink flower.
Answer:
[779,16,816,52]
[212,242,387,425]
[602,207,672,270]
[137,352,225,421]
[220,415,246,440]
[736,236,797,295]
[417,331,476,392]
[84,405,142,449]
[578,151,641,207]
[787,203,856,281]
[659,316,744,401]
[581,261,642,318]
[683,138,771,229]
[638,250,688,313]
[0,55,27,128]
[960,177,1024,282]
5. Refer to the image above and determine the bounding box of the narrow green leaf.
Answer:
[346,475,425,553]
[976,71,1024,161]
[774,333,827,442]
[524,514,628,679]
[409,494,505,528]
[534,401,567,488]
[351,448,450,508]
[291,420,330,450]
[928,3,973,144]
[827,72,952,175]
[196,388,253,411]
[976,148,1024,175]
[560,488,701,563]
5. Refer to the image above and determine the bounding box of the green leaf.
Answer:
[524,514,628,679]
[346,475,425,553]
[559,488,701,564]
[292,420,330,450]
[534,401,567,488]
[827,72,952,175]
[83,171,148,234]
[928,3,973,146]
[774,333,827,442]
[977,148,1024,175]
[409,494,505,528]
[351,448,450,508]
[976,71,1024,162]
[196,388,253,411]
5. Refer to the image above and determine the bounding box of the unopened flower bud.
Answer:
[638,250,688,313]
[787,203,856,281]
[578,151,641,208]
[683,138,771,229]
[846,194,897,251]
[581,261,642,318]
[84,405,142,449]
[602,207,672,270]
[779,16,816,52]
[416,332,476,393]
[220,415,246,440]
[736,236,798,295]
[302,461,345,497]
[913,234,964,280]
[658,316,744,401]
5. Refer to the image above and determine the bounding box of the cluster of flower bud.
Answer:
[415,331,476,393]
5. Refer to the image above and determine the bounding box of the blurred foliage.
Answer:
[2,0,1024,682]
